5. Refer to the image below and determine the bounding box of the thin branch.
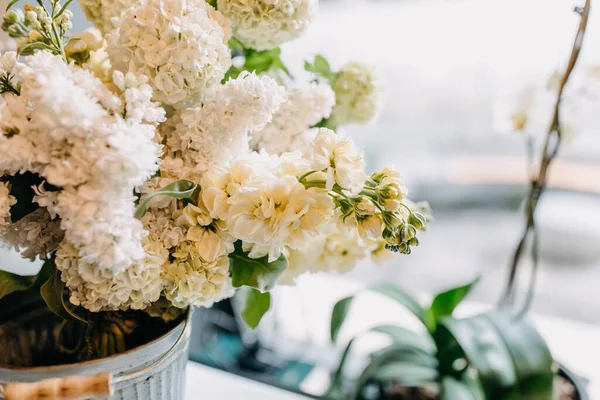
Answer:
[500,0,591,313]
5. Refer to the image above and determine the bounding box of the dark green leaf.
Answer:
[229,242,288,292]
[486,312,554,399]
[241,288,271,329]
[435,315,519,399]
[134,179,198,219]
[371,283,427,326]
[326,337,356,397]
[0,270,36,299]
[440,377,476,400]
[425,277,480,333]
[330,296,353,342]
[371,344,438,369]
[0,258,53,300]
[40,270,87,324]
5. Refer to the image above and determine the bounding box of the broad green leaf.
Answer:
[0,270,36,299]
[241,288,271,329]
[440,377,476,400]
[0,258,53,300]
[41,270,87,324]
[370,362,438,386]
[371,283,427,325]
[330,284,426,344]
[370,325,436,355]
[313,55,331,73]
[435,315,519,399]
[486,312,554,399]
[304,55,336,82]
[330,296,353,342]
[425,277,480,333]
[134,179,198,219]
[371,345,438,369]
[229,243,288,292]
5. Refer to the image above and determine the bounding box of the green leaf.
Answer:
[241,288,271,329]
[368,362,438,386]
[435,315,519,399]
[440,377,476,400]
[304,55,337,83]
[425,276,480,333]
[370,325,436,355]
[326,337,356,397]
[0,270,36,299]
[229,242,288,292]
[330,296,353,342]
[371,283,427,325]
[486,312,554,399]
[40,269,87,324]
[330,284,427,344]
[6,0,19,11]
[134,179,198,219]
[0,258,53,300]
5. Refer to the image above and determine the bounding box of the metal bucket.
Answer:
[0,303,192,400]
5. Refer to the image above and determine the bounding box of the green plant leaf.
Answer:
[440,377,476,400]
[6,0,19,11]
[229,242,288,292]
[241,288,271,329]
[134,179,198,219]
[330,284,426,344]
[370,325,436,355]
[355,358,438,394]
[40,270,87,324]
[425,276,480,333]
[304,55,336,82]
[0,270,36,299]
[0,258,53,300]
[486,312,554,399]
[435,315,519,399]
[330,296,353,342]
[371,283,427,325]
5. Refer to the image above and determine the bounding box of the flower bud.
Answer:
[27,30,43,42]
[408,212,427,230]
[4,10,22,23]
[79,28,104,51]
[65,38,87,54]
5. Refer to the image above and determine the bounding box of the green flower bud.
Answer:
[4,10,22,23]
[408,212,427,230]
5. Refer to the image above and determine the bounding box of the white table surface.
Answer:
[185,362,308,399]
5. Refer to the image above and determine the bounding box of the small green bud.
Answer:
[4,10,21,23]
[408,212,427,230]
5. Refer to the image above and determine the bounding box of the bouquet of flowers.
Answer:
[0,0,429,350]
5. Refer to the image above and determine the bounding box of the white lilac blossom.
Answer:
[217,0,317,51]
[0,181,15,229]
[309,127,366,194]
[330,61,382,126]
[163,247,233,308]
[0,51,163,274]
[55,238,166,312]
[161,72,285,180]
[107,0,232,106]
[78,0,137,34]
[250,82,335,155]
[0,208,64,260]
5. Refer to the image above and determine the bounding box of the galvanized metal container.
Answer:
[0,304,192,400]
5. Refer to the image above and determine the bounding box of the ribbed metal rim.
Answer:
[0,308,191,374]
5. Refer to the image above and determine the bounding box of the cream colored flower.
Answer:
[357,214,383,240]
[309,128,366,194]
[330,62,382,125]
[173,202,235,262]
[217,0,317,50]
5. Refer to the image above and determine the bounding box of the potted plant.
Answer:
[324,0,592,399]
[0,0,429,397]
[326,279,587,399]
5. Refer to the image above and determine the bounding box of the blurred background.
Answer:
[2,0,600,396]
